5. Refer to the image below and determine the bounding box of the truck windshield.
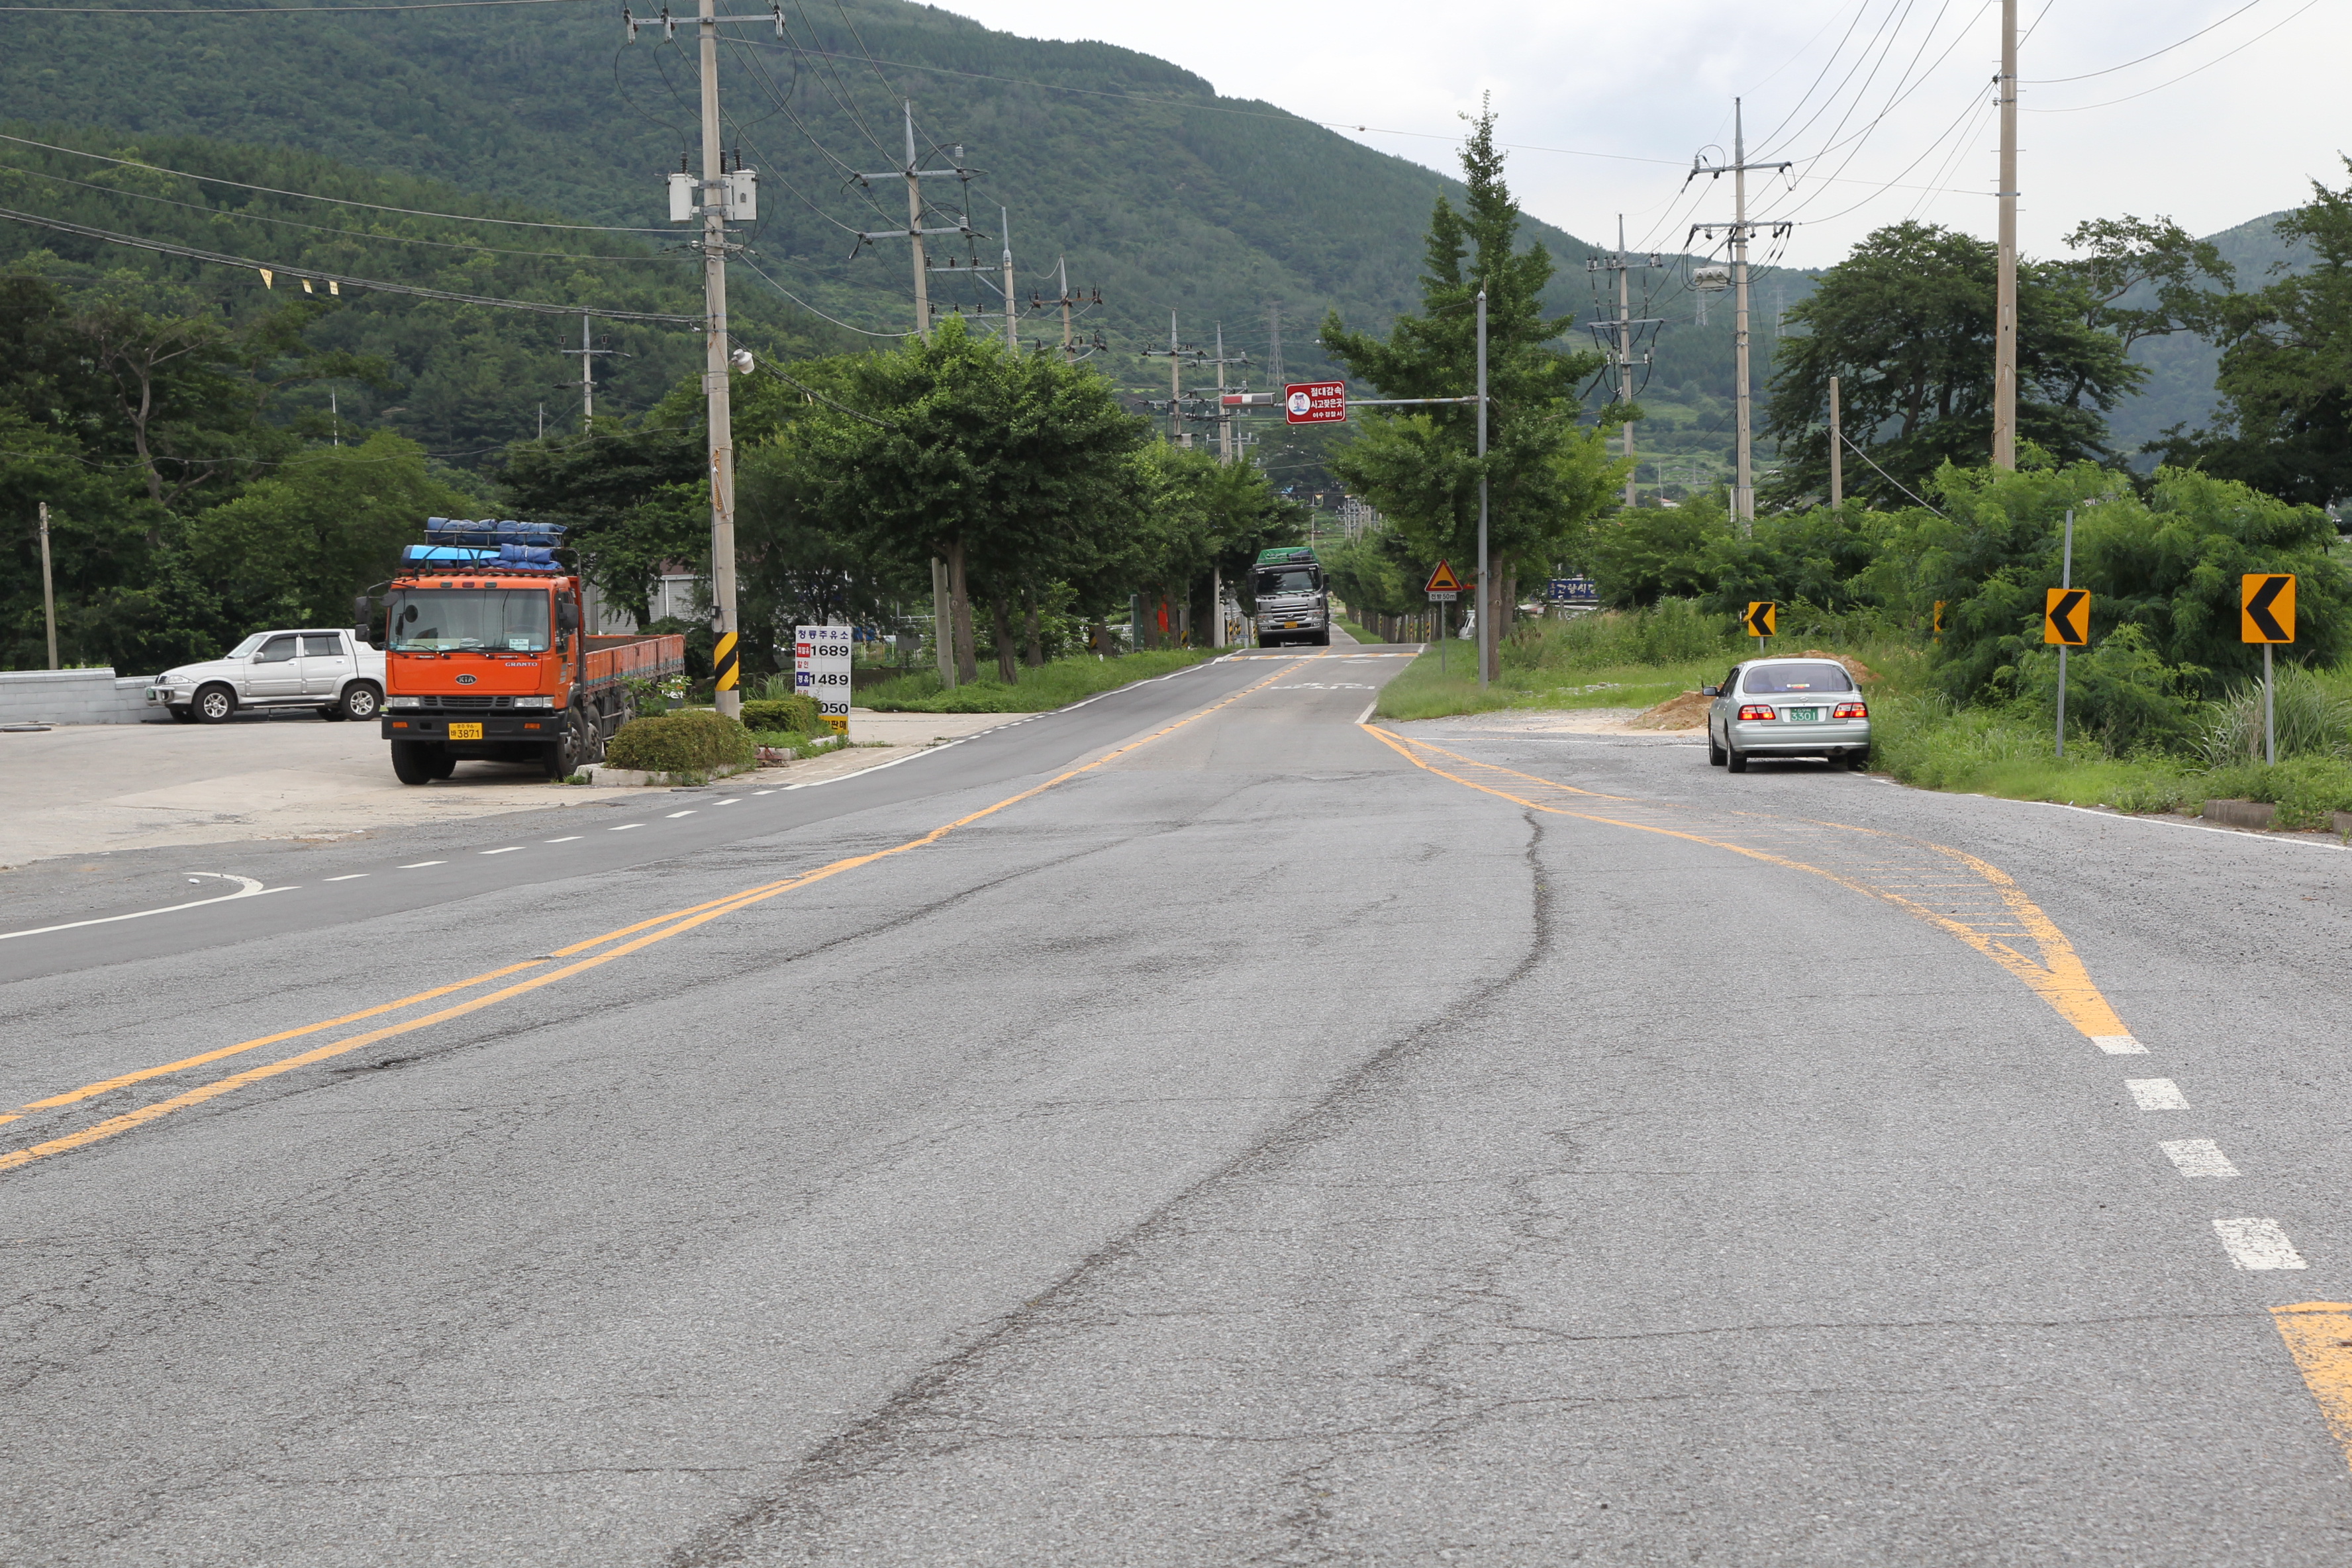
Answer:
[388,589,551,652]
[1257,568,1318,597]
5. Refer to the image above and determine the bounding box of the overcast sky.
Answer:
[932,0,2339,271]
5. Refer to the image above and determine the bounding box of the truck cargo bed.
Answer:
[582,634,687,693]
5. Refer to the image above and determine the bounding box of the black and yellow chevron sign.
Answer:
[712,629,740,691]
[2241,574,2296,644]
[1745,601,1777,637]
[2044,588,2090,647]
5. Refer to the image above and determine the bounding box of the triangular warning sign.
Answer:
[1424,560,1464,593]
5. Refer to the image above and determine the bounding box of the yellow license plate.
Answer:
[446,722,483,740]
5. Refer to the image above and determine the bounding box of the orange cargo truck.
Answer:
[361,519,687,785]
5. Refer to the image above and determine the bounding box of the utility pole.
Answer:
[695,0,741,716]
[1828,374,1843,509]
[560,313,625,429]
[853,101,975,685]
[1141,315,1205,446]
[1267,301,1284,386]
[1689,99,1791,531]
[329,389,341,447]
[1589,217,1661,510]
[1476,288,1490,689]
[38,501,58,670]
[999,207,1016,350]
[1992,0,2020,469]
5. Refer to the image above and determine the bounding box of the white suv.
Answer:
[148,630,387,724]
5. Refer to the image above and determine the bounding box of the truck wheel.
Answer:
[391,740,437,785]
[193,685,236,723]
[543,727,582,781]
[1314,629,1332,646]
[428,750,457,779]
[339,681,382,721]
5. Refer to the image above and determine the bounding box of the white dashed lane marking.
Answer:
[715,799,740,805]
[480,848,520,856]
[397,861,443,869]
[610,824,642,832]
[2127,1079,2190,1110]
[546,836,581,844]
[2161,1140,2241,1179]
[2215,1218,2307,1269]
[2093,1034,2147,1054]
[666,810,696,818]
[323,874,368,882]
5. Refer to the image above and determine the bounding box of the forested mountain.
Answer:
[2109,210,2313,452]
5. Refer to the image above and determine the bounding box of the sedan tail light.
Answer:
[1834,701,1869,719]
[1738,704,1776,721]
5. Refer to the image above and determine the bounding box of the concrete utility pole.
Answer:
[1689,101,1791,532]
[1140,315,1204,445]
[693,0,742,716]
[854,102,976,685]
[38,501,58,669]
[1476,288,1491,690]
[1057,258,1073,356]
[1828,375,1843,509]
[1589,217,1662,510]
[1992,0,2020,469]
[1267,301,1284,386]
[999,207,1016,350]
[560,313,624,430]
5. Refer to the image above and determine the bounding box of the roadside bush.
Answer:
[741,694,821,732]
[2198,754,2352,828]
[605,709,755,775]
[1504,600,1742,672]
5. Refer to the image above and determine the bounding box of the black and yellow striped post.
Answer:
[712,630,740,696]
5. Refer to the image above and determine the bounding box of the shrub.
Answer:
[605,709,756,775]
[741,694,820,732]
[2198,667,2352,766]
[2198,754,2352,829]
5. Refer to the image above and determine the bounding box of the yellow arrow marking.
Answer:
[2273,1303,2352,1473]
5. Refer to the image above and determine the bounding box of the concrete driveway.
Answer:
[0,709,1026,866]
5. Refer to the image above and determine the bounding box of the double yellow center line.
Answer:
[1,658,1308,1175]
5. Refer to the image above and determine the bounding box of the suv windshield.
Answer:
[389,589,551,652]
[1257,568,1319,597]
[1743,661,1854,695]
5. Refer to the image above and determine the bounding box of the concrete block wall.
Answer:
[0,669,155,725]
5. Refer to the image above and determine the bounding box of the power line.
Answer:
[0,159,679,260]
[0,0,587,11]
[2024,0,2321,111]
[0,130,669,232]
[0,203,702,320]
[2024,0,2264,81]
[736,254,912,337]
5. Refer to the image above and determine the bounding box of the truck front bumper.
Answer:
[381,714,564,744]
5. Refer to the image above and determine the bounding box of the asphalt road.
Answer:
[7,644,2352,1565]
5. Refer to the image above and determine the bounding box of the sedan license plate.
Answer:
[446,722,484,740]
[1785,707,1820,722]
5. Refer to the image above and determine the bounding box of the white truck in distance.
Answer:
[148,629,386,723]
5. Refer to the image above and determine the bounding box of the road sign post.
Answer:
[2242,572,2296,765]
[1426,560,1463,677]
[1744,600,1776,652]
[2045,509,2086,759]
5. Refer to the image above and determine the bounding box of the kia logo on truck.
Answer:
[455,674,477,685]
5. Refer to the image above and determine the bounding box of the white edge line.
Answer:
[2014,797,2352,853]
[0,875,291,942]
[1355,700,1377,726]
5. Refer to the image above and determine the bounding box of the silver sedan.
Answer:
[1704,656,1872,773]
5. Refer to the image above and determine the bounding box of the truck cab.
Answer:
[1253,547,1331,648]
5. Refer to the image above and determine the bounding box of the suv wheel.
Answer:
[168,705,196,724]
[193,685,236,723]
[339,681,382,722]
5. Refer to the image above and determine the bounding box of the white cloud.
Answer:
[929,0,2345,267]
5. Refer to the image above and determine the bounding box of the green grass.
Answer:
[858,648,1225,712]
[1374,607,2352,831]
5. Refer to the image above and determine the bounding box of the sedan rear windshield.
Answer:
[1257,568,1320,597]
[1742,661,1853,695]
[388,589,551,652]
